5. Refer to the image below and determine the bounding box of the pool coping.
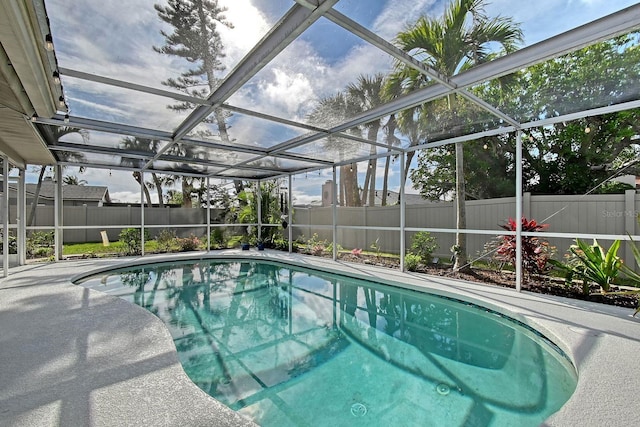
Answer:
[1,250,639,426]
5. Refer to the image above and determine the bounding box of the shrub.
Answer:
[492,217,553,276]
[370,237,382,259]
[0,233,18,255]
[404,253,421,271]
[226,234,244,248]
[326,242,343,253]
[178,234,201,252]
[26,231,54,258]
[28,231,54,247]
[156,229,177,252]
[550,237,640,316]
[272,238,290,251]
[305,233,327,256]
[550,239,623,296]
[409,231,438,264]
[32,246,53,258]
[210,228,226,249]
[311,244,326,256]
[118,228,149,255]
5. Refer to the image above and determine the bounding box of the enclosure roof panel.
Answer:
[0,0,638,176]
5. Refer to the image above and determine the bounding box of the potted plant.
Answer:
[256,238,265,251]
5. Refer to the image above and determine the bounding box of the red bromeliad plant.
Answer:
[494,217,554,276]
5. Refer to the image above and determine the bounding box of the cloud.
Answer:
[261,69,316,118]
[292,190,321,206]
[219,0,272,69]
[43,0,638,208]
[372,0,439,40]
[228,36,394,125]
[108,191,141,204]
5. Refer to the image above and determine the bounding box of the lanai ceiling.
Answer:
[0,0,639,179]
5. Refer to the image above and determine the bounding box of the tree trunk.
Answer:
[382,154,391,206]
[152,173,164,208]
[363,124,379,206]
[453,140,469,271]
[367,124,379,206]
[397,151,416,204]
[133,172,153,207]
[344,163,361,207]
[27,166,48,227]
[368,158,377,206]
[182,178,193,208]
[339,166,346,206]
[362,166,371,206]
[382,114,399,206]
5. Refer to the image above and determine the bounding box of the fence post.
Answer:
[625,189,636,266]
[523,192,531,219]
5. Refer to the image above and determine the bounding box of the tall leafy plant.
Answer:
[551,238,640,316]
[550,239,624,296]
[569,239,622,293]
[493,217,553,276]
[237,182,283,245]
[617,237,640,316]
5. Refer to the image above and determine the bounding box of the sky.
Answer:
[37,0,639,205]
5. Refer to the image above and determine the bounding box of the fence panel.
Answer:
[22,192,640,258]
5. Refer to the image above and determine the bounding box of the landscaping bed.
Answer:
[336,252,640,311]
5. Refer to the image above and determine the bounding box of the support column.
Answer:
[288,175,293,253]
[2,156,9,276]
[206,177,211,251]
[400,153,406,272]
[257,181,262,242]
[54,165,62,261]
[515,130,523,292]
[332,166,337,261]
[140,171,145,256]
[18,168,26,265]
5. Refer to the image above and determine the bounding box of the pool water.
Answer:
[77,259,577,426]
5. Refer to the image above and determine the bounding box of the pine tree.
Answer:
[154,0,243,200]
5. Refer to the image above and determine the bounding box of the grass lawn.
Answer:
[63,241,164,255]
[63,241,124,255]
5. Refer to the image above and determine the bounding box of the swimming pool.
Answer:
[76,258,577,426]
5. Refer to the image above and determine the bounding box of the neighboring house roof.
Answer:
[10,181,111,203]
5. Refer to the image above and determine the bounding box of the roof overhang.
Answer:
[0,0,61,167]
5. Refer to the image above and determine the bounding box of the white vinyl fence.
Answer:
[292,190,640,263]
[10,190,640,263]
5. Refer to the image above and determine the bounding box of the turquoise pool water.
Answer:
[77,258,577,426]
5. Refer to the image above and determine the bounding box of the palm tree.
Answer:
[119,137,161,207]
[346,74,386,206]
[308,93,362,206]
[62,175,88,185]
[390,0,522,270]
[381,114,402,206]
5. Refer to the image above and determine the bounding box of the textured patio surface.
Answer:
[0,255,256,427]
[1,250,639,426]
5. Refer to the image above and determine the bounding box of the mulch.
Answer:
[333,252,639,310]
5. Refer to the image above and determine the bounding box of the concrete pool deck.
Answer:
[1,250,639,426]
